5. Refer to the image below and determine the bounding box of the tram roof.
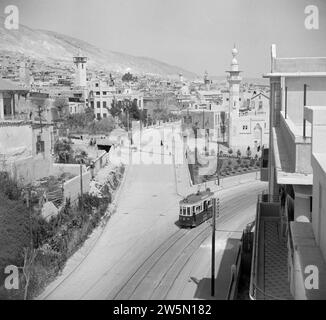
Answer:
[180,190,214,206]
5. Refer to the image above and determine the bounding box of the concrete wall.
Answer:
[0,123,54,183]
[0,123,33,156]
[92,151,109,175]
[52,163,86,177]
[294,197,311,222]
[311,156,326,262]
[63,171,91,203]
[279,113,312,174]
[286,77,326,125]
[3,156,53,184]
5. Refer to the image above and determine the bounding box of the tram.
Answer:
[179,190,214,227]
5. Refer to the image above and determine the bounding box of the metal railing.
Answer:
[250,192,288,300]
[258,192,280,203]
[226,235,243,300]
[249,196,261,300]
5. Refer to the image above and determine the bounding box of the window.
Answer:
[97,101,101,108]
[187,207,190,215]
[97,113,101,120]
[96,91,100,96]
[183,208,186,215]
[91,101,94,108]
[95,83,99,87]
[103,101,107,109]
[103,113,107,118]
[36,135,45,154]
[243,125,248,130]
[259,101,263,109]
[103,91,107,95]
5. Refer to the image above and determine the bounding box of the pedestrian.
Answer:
[90,161,95,179]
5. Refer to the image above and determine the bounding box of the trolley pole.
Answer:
[211,197,216,296]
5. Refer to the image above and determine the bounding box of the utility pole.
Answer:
[211,197,217,296]
[28,188,33,250]
[80,162,83,208]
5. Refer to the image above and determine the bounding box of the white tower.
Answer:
[73,50,87,87]
[226,45,242,114]
[179,73,184,83]
[226,45,242,147]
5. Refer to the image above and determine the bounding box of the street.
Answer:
[39,124,266,300]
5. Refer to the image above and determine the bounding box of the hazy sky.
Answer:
[1,0,326,77]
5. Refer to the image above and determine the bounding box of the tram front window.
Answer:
[187,207,190,215]
[183,208,186,215]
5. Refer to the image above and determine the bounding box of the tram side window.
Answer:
[196,206,200,213]
[187,207,190,216]
[192,206,195,214]
[183,208,187,215]
[180,208,182,215]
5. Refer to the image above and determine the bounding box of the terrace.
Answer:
[249,193,293,300]
[272,110,312,185]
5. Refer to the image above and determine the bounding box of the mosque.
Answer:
[226,46,270,153]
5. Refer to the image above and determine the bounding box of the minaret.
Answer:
[73,49,88,88]
[226,45,242,147]
[204,70,210,90]
[179,73,184,83]
[226,45,242,114]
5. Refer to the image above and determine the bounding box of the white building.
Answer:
[226,46,269,152]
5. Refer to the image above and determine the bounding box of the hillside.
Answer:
[0,16,197,79]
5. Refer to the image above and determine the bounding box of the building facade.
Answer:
[226,46,270,152]
[250,45,326,300]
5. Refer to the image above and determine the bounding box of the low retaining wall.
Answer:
[52,163,87,177]
[63,171,91,203]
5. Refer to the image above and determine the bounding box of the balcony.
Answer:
[250,192,293,300]
[288,221,326,299]
[272,111,312,185]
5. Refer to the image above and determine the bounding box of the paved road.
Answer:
[39,124,266,300]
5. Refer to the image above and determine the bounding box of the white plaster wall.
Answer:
[286,77,326,125]
[294,197,311,222]
[311,157,326,262]
[0,124,33,156]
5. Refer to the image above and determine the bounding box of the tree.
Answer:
[129,99,140,120]
[110,99,122,118]
[122,72,134,82]
[53,97,69,120]
[54,139,73,163]
[90,116,115,135]
[74,149,88,164]
[220,111,226,142]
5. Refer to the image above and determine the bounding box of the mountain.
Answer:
[0,16,197,79]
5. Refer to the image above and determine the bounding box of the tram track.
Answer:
[39,137,264,301]
[106,188,260,300]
